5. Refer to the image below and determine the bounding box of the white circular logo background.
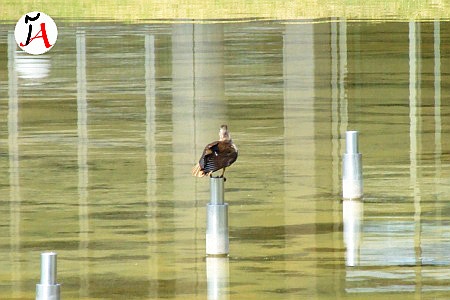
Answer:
[14,12,58,55]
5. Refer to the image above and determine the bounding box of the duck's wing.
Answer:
[217,141,238,168]
[199,141,221,173]
[199,141,238,174]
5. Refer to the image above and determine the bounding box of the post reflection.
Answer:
[282,23,318,294]
[171,25,197,255]
[330,20,348,195]
[409,22,423,273]
[433,21,441,179]
[343,200,363,267]
[283,23,315,188]
[76,29,90,298]
[206,257,229,300]
[145,32,165,298]
[14,53,50,80]
[8,31,21,299]
[192,24,226,149]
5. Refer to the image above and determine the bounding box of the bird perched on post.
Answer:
[192,124,238,178]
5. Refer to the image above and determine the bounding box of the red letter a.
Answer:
[20,23,52,48]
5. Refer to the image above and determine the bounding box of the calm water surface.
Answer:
[0,20,449,299]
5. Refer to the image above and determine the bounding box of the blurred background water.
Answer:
[0,17,449,299]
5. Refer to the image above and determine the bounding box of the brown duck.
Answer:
[192,125,238,178]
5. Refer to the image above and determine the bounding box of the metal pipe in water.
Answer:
[342,131,363,199]
[36,252,60,300]
[210,176,224,205]
[206,177,229,256]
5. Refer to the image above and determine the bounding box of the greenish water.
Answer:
[0,21,449,299]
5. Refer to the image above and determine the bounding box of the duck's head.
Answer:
[219,124,230,141]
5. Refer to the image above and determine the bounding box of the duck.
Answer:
[192,124,238,178]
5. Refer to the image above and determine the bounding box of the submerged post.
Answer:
[206,177,229,256]
[36,252,60,300]
[342,131,363,199]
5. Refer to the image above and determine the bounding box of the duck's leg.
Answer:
[220,168,227,181]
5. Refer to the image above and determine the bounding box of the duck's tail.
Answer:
[192,163,208,177]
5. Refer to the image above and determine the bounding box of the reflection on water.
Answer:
[14,53,51,81]
[343,200,362,267]
[207,257,229,300]
[0,20,449,299]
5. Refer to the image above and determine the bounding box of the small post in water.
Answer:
[36,252,60,300]
[206,177,229,256]
[342,131,363,199]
